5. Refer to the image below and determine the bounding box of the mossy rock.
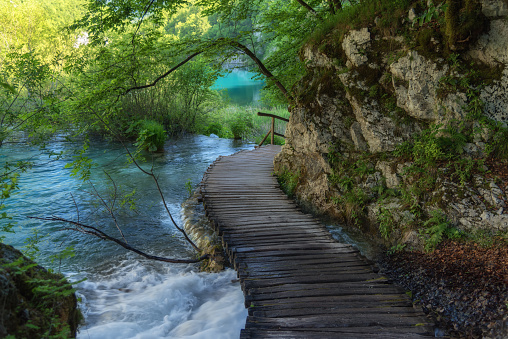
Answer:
[0,243,81,338]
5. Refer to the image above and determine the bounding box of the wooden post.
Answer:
[271,117,275,145]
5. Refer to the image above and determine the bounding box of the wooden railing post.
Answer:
[271,117,275,145]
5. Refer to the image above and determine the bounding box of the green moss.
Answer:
[444,0,488,51]
[295,68,344,110]
[304,0,414,58]
[276,167,300,198]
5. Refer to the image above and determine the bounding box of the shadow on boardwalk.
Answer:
[200,145,435,338]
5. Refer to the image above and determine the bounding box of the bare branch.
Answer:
[120,38,293,102]
[122,50,204,95]
[132,0,156,44]
[70,193,80,223]
[29,216,209,264]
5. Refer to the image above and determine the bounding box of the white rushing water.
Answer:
[2,135,254,339]
[77,263,247,339]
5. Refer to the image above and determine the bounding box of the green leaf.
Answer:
[0,81,16,94]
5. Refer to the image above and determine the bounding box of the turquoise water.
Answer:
[1,135,255,338]
[212,70,265,106]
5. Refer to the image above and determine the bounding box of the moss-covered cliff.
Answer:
[273,2,508,336]
[275,0,508,252]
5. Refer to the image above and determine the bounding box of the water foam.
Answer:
[77,264,246,339]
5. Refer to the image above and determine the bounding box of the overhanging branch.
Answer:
[121,39,294,102]
[29,216,209,264]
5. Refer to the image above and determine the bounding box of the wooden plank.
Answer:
[250,306,427,318]
[248,294,414,308]
[244,315,433,329]
[241,329,432,339]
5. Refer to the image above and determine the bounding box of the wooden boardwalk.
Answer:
[200,145,434,338]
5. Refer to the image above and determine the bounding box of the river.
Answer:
[1,135,255,338]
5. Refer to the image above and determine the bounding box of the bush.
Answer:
[229,114,253,139]
[134,120,166,152]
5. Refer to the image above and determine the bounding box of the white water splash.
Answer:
[77,264,247,339]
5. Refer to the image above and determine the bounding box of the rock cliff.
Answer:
[275,0,508,250]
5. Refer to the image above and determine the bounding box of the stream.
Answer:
[2,135,255,338]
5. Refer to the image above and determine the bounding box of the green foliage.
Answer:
[467,229,508,248]
[485,123,508,160]
[421,209,462,252]
[395,123,483,198]
[306,0,412,47]
[276,167,300,198]
[413,1,447,27]
[197,105,289,142]
[185,179,193,197]
[328,150,375,189]
[134,120,167,152]
[333,187,369,226]
[388,243,406,254]
[229,114,254,140]
[400,185,423,218]
[64,141,94,181]
[377,207,394,239]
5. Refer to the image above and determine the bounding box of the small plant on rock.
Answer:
[276,167,300,198]
[421,209,462,252]
[377,207,394,239]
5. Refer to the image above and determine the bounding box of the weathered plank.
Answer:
[200,145,433,338]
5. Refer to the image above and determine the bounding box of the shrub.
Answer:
[134,120,166,152]
[229,114,253,139]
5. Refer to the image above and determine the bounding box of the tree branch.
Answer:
[295,0,317,14]
[29,216,209,264]
[227,40,294,102]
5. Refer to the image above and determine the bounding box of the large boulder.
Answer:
[0,243,81,338]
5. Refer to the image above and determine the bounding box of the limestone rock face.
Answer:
[481,68,508,123]
[0,243,81,338]
[391,51,454,123]
[342,28,371,68]
[275,0,508,247]
[481,0,508,17]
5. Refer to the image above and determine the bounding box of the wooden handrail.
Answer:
[257,112,289,147]
[257,112,290,122]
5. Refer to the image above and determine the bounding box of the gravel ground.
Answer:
[380,240,508,338]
